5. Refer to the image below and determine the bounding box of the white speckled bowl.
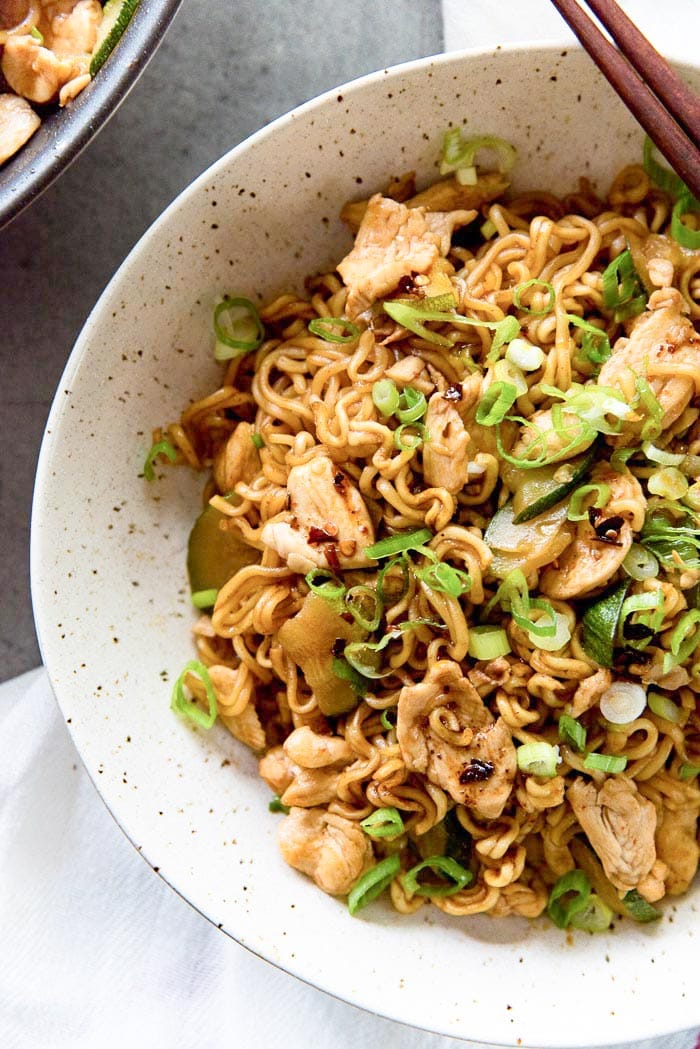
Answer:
[31,45,700,1048]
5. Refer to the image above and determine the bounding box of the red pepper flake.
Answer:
[308,526,337,545]
[326,544,341,573]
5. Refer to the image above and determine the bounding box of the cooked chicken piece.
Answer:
[258,745,294,795]
[384,355,429,387]
[336,194,473,319]
[220,702,265,752]
[40,0,101,56]
[280,766,343,808]
[467,656,511,698]
[0,93,40,163]
[598,302,700,439]
[278,807,373,896]
[213,421,261,494]
[655,793,700,896]
[539,465,645,599]
[397,660,516,819]
[261,455,375,573]
[422,392,469,494]
[283,726,352,769]
[1,33,87,103]
[567,777,657,894]
[340,172,508,232]
[567,669,612,718]
[510,407,596,464]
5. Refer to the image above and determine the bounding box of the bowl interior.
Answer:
[31,45,700,1048]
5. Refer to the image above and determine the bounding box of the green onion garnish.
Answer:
[250,432,265,449]
[331,656,371,697]
[382,300,520,356]
[380,708,396,732]
[618,589,665,651]
[305,568,346,602]
[376,555,410,603]
[170,660,217,729]
[475,381,518,426]
[547,869,591,929]
[360,807,405,839]
[213,296,265,360]
[396,386,428,424]
[642,135,687,198]
[679,763,700,781]
[647,691,683,724]
[621,543,659,582]
[415,561,472,599]
[569,894,614,933]
[345,585,383,632]
[583,752,628,773]
[344,636,394,679]
[348,854,401,915]
[30,25,44,43]
[635,375,663,441]
[143,438,177,481]
[308,316,360,343]
[512,279,556,317]
[365,528,433,560]
[191,588,219,609]
[640,507,700,572]
[467,625,511,660]
[372,379,400,417]
[567,483,611,521]
[486,569,558,640]
[269,795,290,814]
[623,888,661,923]
[401,856,473,898]
[663,609,700,673]
[394,422,428,451]
[558,714,587,752]
[440,129,517,183]
[671,192,700,250]
[566,313,612,368]
[516,741,561,778]
[601,249,648,322]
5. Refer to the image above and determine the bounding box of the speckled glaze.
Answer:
[32,46,700,1048]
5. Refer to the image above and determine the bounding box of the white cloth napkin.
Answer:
[5,4,700,1047]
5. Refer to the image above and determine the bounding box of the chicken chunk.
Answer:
[213,421,261,494]
[598,301,700,439]
[283,726,352,769]
[259,741,345,806]
[258,745,294,795]
[397,660,516,819]
[567,777,657,894]
[539,465,645,599]
[340,172,508,232]
[337,194,473,319]
[0,93,40,163]
[278,807,373,896]
[40,0,101,57]
[261,454,375,573]
[510,408,596,464]
[655,794,700,896]
[422,392,469,494]
[567,669,612,718]
[1,33,86,103]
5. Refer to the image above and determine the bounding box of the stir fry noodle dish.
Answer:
[145,129,700,933]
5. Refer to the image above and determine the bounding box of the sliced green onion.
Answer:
[487,569,558,639]
[486,316,521,362]
[345,585,383,631]
[640,508,700,572]
[528,610,572,652]
[30,25,44,43]
[642,135,687,198]
[567,483,611,521]
[372,379,400,417]
[213,296,265,359]
[480,218,497,240]
[331,656,371,697]
[679,762,700,780]
[397,386,428,424]
[416,561,472,598]
[583,752,628,773]
[647,691,683,724]
[394,422,427,451]
[170,660,217,729]
[600,681,647,724]
[642,441,684,467]
[269,795,290,814]
[143,438,177,481]
[648,466,689,500]
[512,279,556,317]
[566,314,612,367]
[506,337,545,372]
[516,741,561,778]
[191,588,218,609]
[360,807,405,839]
[619,589,665,649]
[671,192,700,250]
[344,636,395,679]
[493,358,528,396]
[475,381,518,426]
[250,432,265,450]
[664,609,700,674]
[635,375,663,441]
[601,249,647,322]
[366,528,433,560]
[348,854,401,915]
[382,300,520,355]
[622,544,659,581]
[401,855,473,898]
[305,568,346,602]
[558,714,587,752]
[440,130,517,180]
[467,625,511,660]
[376,555,410,603]
[308,316,360,343]
[495,414,595,471]
[547,869,591,929]
[623,888,661,923]
[569,894,614,933]
[541,382,632,436]
[380,708,397,732]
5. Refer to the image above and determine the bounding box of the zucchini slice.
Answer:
[512,446,597,524]
[187,500,260,595]
[581,580,630,668]
[90,0,141,77]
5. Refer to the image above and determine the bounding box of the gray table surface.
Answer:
[0,0,443,682]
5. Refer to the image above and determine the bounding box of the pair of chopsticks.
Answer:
[549,0,700,200]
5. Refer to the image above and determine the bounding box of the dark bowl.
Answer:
[0,0,182,231]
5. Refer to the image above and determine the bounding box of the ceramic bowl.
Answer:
[0,0,182,230]
[31,44,700,1048]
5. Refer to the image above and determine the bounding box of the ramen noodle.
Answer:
[148,131,700,931]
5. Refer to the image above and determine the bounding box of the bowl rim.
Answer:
[30,41,700,1049]
[0,0,183,231]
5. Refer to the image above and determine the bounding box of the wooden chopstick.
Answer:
[549,0,700,200]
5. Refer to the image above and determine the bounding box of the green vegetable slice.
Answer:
[187,498,260,594]
[90,0,141,76]
[512,446,597,524]
[581,580,631,667]
[622,889,661,923]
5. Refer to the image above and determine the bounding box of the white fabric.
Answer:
[5,4,700,1046]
